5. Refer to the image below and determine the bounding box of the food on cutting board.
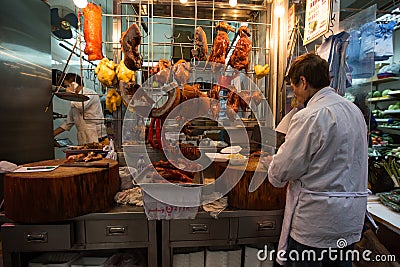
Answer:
[82,3,104,61]
[67,152,103,162]
[227,153,245,159]
[95,57,117,87]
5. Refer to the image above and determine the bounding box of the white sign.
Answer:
[304,0,331,45]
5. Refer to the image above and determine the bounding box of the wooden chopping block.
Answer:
[215,157,286,211]
[4,158,119,223]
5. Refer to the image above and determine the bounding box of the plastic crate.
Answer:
[140,183,201,220]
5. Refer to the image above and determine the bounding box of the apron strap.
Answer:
[300,188,369,197]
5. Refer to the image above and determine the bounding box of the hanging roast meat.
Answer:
[83,3,104,61]
[228,26,252,72]
[191,26,208,61]
[207,22,234,67]
[120,23,143,71]
[173,59,191,85]
[152,59,172,84]
[226,86,240,121]
[150,86,181,118]
[238,90,251,111]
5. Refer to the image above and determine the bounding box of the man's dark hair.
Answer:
[288,53,330,90]
[63,73,83,86]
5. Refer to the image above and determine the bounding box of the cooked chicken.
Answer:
[95,57,117,87]
[106,88,122,113]
[228,26,252,72]
[116,59,135,83]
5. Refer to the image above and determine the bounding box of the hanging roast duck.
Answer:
[228,26,252,72]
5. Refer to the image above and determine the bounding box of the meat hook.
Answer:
[163,32,181,41]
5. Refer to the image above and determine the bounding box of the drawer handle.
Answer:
[106,226,126,235]
[257,221,274,231]
[191,224,208,233]
[26,232,48,243]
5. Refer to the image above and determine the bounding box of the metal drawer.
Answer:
[85,219,148,243]
[170,218,230,241]
[1,223,72,251]
[237,215,282,238]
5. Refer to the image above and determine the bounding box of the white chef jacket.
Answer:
[60,87,104,145]
[268,87,368,249]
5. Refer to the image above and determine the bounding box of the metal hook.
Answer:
[164,32,180,41]
[142,32,150,39]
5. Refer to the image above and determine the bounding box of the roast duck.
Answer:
[228,26,252,72]
[152,59,172,84]
[207,22,235,68]
[142,159,201,184]
[225,85,263,121]
[191,26,208,61]
[173,59,191,85]
[83,3,104,61]
[120,23,143,71]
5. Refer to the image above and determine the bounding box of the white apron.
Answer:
[276,185,372,266]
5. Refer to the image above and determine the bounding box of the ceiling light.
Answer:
[229,0,237,7]
[274,5,285,17]
[73,0,88,8]
[180,0,188,4]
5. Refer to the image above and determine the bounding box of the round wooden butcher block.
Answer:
[215,156,286,211]
[4,158,120,223]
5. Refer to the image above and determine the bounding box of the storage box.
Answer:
[173,250,204,267]
[140,183,201,220]
[205,248,242,267]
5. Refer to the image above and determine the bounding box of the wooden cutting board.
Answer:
[4,158,119,223]
[215,157,286,210]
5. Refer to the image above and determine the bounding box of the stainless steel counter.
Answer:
[1,206,283,267]
[1,206,157,267]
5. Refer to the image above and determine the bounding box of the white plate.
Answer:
[220,146,242,154]
[205,153,229,162]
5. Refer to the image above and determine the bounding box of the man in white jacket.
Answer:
[54,73,105,145]
[268,53,368,266]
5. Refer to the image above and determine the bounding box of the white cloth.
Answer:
[268,87,368,263]
[60,87,104,145]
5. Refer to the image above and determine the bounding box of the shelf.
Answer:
[354,77,400,87]
[382,110,400,115]
[367,96,395,102]
[378,126,400,135]
[372,77,400,85]
[376,118,392,122]
[388,90,400,97]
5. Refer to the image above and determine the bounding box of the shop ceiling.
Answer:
[340,0,400,20]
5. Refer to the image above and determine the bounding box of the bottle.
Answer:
[137,155,146,173]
